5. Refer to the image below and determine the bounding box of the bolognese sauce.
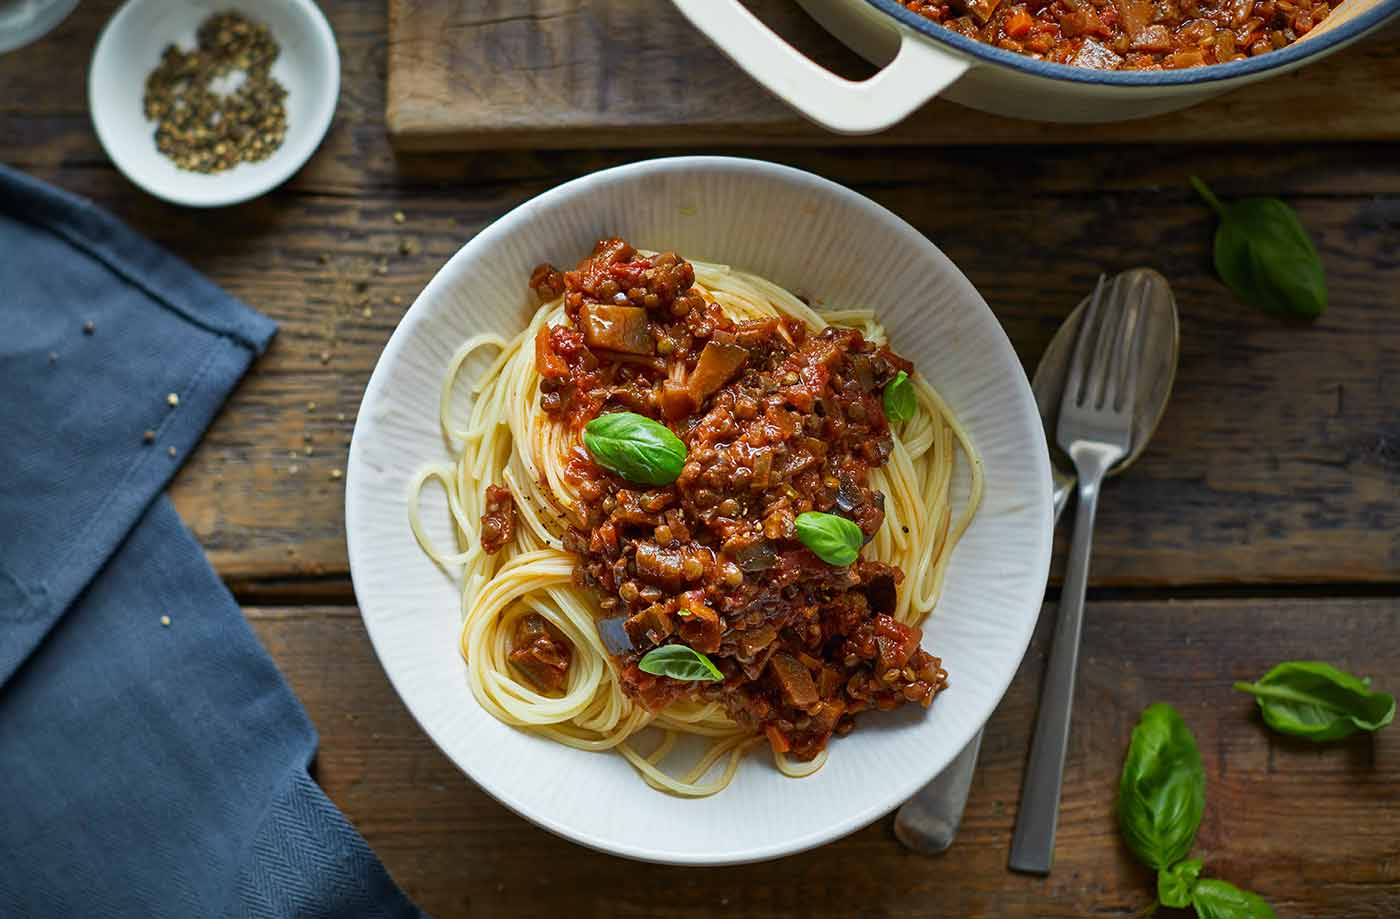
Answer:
[522,239,949,762]
[900,0,1331,69]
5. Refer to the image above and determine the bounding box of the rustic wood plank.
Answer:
[148,161,1399,589]
[2,1,1397,588]
[3,152,1393,588]
[9,1,1400,194]
[249,598,1400,918]
[384,0,1400,151]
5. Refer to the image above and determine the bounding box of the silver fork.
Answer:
[1008,274,1145,874]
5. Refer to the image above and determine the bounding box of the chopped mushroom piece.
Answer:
[1070,37,1123,69]
[688,342,748,404]
[768,653,819,709]
[659,380,696,420]
[580,304,653,354]
[480,485,516,555]
[966,0,1002,23]
[1130,24,1173,51]
[508,614,572,692]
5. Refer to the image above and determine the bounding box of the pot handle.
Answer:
[671,0,969,135]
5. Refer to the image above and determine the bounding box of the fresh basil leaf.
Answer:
[583,411,687,486]
[1191,176,1327,318]
[795,511,863,567]
[1117,703,1205,870]
[1192,878,1278,919]
[1234,661,1395,742]
[883,370,915,424]
[1158,859,1203,909]
[638,644,722,682]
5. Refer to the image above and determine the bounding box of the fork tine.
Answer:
[1100,274,1137,412]
[1062,274,1106,409]
[1116,272,1150,414]
[1085,273,1123,410]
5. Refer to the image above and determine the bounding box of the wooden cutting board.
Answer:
[386,0,1400,150]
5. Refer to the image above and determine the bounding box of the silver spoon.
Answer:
[894,268,1179,856]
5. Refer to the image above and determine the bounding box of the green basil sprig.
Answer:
[1234,661,1395,742]
[794,511,863,567]
[637,644,721,682]
[1158,858,1203,909]
[1118,704,1277,919]
[582,411,687,486]
[1190,879,1279,919]
[1191,176,1327,318]
[882,369,915,424]
[1118,703,1206,870]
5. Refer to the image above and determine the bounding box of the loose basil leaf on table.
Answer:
[638,644,722,682]
[1191,176,1327,318]
[1234,660,1396,742]
[1117,703,1206,870]
[1191,878,1279,919]
[583,411,687,486]
[882,369,916,424]
[795,511,864,567]
[1158,858,1203,909]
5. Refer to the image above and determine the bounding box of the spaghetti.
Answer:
[409,240,982,797]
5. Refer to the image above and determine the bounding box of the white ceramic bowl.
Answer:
[88,0,338,207]
[346,156,1053,865]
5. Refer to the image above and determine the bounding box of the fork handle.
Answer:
[893,473,1076,855]
[1008,456,1107,874]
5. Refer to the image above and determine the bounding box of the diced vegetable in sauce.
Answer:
[580,304,653,355]
[899,0,1331,69]
[688,341,749,405]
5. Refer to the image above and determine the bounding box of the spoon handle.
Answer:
[1008,460,1104,874]
[893,730,983,853]
[893,474,1074,854]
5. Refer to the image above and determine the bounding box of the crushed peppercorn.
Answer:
[143,12,288,174]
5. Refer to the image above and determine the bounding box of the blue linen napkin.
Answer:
[0,165,426,919]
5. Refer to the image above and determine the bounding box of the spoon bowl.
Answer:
[1034,268,1180,491]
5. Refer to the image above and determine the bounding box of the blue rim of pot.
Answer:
[864,0,1400,85]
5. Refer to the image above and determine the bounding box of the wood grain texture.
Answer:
[99,151,1400,589]
[250,598,1400,918]
[8,2,1400,914]
[2,0,1397,592]
[385,0,1400,151]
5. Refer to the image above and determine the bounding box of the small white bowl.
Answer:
[0,0,80,55]
[88,0,338,208]
[346,157,1054,865]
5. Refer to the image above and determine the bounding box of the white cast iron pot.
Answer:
[670,0,1400,129]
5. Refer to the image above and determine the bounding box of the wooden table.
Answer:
[5,2,1399,916]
